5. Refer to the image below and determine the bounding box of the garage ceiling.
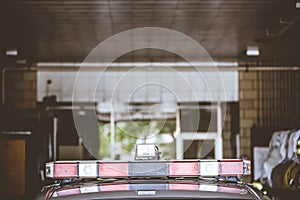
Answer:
[1,0,300,64]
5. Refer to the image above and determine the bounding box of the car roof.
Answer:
[37,179,259,200]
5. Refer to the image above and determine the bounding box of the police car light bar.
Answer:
[46,159,250,179]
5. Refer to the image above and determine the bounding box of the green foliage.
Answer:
[98,123,110,159]
[115,123,138,152]
[98,120,176,159]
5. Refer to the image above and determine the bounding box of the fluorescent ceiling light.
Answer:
[6,49,18,56]
[246,46,260,56]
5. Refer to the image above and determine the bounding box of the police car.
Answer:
[35,144,270,200]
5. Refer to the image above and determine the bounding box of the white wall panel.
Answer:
[38,70,238,103]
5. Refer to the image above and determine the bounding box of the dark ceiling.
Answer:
[0,0,300,64]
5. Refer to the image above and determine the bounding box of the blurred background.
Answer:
[0,0,300,199]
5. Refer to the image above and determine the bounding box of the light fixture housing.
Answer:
[246,46,260,56]
[5,49,18,56]
[135,144,159,160]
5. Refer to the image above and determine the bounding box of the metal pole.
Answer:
[110,109,115,160]
[34,62,300,71]
[175,107,183,159]
[215,103,223,159]
[53,117,58,161]
[236,134,240,159]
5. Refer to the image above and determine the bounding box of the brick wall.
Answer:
[238,70,300,157]
[256,71,300,128]
[239,71,258,158]
[4,69,37,112]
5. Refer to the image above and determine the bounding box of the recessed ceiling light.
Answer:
[296,2,300,8]
[6,49,18,56]
[246,46,260,56]
[16,59,26,64]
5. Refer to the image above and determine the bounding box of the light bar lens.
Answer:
[78,162,98,177]
[99,162,128,177]
[46,159,251,179]
[129,162,168,177]
[169,161,198,176]
[220,160,243,176]
[54,162,77,178]
[199,161,219,176]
